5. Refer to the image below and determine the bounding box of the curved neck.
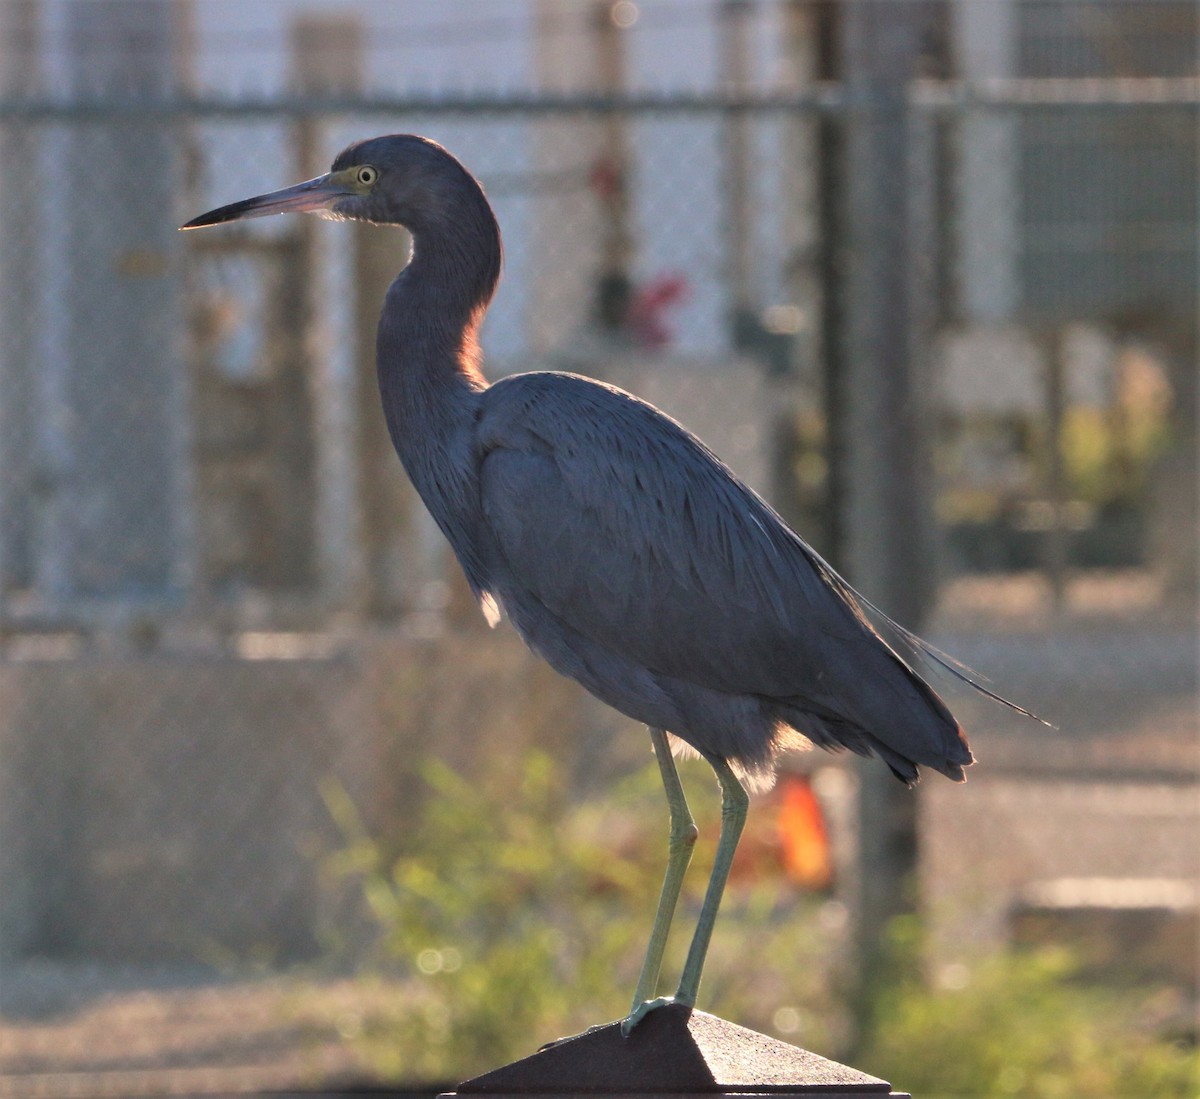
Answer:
[373,188,502,578]
[404,169,501,355]
[375,186,501,428]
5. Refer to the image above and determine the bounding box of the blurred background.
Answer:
[0,1,1196,1096]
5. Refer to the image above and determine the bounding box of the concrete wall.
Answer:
[0,628,615,965]
[917,626,1200,976]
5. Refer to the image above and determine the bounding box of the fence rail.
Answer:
[2,76,1199,119]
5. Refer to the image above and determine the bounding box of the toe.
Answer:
[620,996,676,1037]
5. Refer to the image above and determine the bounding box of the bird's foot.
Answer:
[538,997,683,1049]
[620,996,678,1037]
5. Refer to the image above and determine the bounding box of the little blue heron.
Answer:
[183,135,1031,1035]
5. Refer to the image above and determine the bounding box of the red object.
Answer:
[628,274,689,349]
[589,156,625,201]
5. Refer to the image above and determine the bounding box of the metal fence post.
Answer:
[834,0,941,1023]
[0,0,40,615]
[58,0,193,621]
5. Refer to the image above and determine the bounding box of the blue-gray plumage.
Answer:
[184,134,1030,1036]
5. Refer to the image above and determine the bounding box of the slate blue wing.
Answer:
[474,372,954,752]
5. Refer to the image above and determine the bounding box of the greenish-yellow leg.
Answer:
[625,728,697,1019]
[622,750,748,1036]
[675,756,747,1006]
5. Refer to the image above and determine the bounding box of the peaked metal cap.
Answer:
[447,1005,906,1097]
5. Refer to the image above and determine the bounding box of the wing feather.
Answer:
[476,372,871,702]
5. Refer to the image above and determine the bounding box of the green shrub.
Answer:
[321,750,845,1080]
[322,752,1197,1095]
[858,919,1199,1099]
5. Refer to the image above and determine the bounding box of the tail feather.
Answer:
[775,698,969,787]
[865,609,1048,725]
[797,543,1051,728]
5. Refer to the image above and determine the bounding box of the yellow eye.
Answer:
[356,165,378,187]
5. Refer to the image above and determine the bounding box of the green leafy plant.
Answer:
[319,754,1196,1096]
[858,919,1198,1099]
[320,751,845,1080]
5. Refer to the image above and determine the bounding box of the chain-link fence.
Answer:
[0,13,1197,1094]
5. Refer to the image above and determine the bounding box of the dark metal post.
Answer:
[0,0,41,614]
[1042,328,1069,610]
[832,0,941,1021]
[592,0,633,332]
[720,0,756,334]
[812,0,846,560]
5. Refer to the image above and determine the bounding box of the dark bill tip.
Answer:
[181,196,271,231]
[180,173,344,231]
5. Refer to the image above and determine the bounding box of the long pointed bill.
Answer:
[180,173,348,230]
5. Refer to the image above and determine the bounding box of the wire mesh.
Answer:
[0,8,1197,1093]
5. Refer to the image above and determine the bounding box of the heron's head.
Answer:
[181,134,487,236]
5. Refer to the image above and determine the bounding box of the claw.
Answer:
[621,996,677,1037]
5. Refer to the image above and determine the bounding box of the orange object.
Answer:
[777,774,832,889]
